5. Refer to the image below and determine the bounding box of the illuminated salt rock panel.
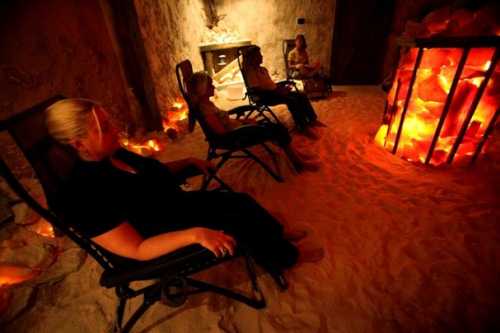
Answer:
[376,37,500,166]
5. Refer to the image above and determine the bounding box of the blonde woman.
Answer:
[187,71,319,172]
[46,98,299,275]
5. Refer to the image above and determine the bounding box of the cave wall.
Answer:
[0,0,132,125]
[133,0,207,115]
[133,0,336,111]
[214,0,336,78]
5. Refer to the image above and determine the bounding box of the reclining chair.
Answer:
[0,96,286,332]
[176,60,284,188]
[282,39,331,99]
[236,46,305,126]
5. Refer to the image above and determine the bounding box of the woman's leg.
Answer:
[153,191,299,271]
[290,91,317,123]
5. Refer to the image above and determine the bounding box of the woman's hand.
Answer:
[190,158,216,176]
[276,84,291,96]
[193,227,236,257]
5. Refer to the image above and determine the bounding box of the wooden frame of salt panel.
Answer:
[379,36,500,166]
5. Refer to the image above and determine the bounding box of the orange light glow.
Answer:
[163,98,189,132]
[376,47,498,165]
[120,137,164,156]
[0,264,38,287]
[29,219,55,238]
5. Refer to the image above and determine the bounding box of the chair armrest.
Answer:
[276,80,298,91]
[100,244,240,287]
[227,104,258,116]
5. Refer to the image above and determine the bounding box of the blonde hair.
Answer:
[45,98,100,145]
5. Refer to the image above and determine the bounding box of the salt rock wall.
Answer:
[134,0,207,113]
[0,0,131,125]
[214,0,336,79]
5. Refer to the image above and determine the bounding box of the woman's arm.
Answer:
[92,222,236,260]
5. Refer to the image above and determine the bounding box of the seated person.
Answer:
[287,34,323,79]
[241,46,325,138]
[187,71,319,172]
[45,98,301,277]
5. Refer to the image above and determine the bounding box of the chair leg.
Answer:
[260,143,281,179]
[243,148,283,182]
[120,286,161,333]
[116,297,127,330]
[202,152,231,191]
[262,105,282,125]
[184,277,266,309]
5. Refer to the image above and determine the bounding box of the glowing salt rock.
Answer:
[403,20,430,38]
[441,81,477,137]
[374,125,388,147]
[417,75,448,102]
[399,49,418,70]
[28,218,55,238]
[430,150,447,165]
[466,48,495,68]
[0,264,37,287]
[422,6,452,35]
[420,48,459,69]
[450,9,475,27]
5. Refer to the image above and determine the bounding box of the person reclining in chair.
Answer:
[188,71,319,172]
[242,46,325,139]
[46,98,303,277]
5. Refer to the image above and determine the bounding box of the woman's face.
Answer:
[295,36,304,49]
[80,106,121,159]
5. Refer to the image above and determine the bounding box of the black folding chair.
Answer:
[176,60,284,188]
[0,96,278,332]
[236,46,303,125]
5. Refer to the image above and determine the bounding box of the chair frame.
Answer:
[175,60,284,189]
[0,96,280,333]
[236,46,304,124]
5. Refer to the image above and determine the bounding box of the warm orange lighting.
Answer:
[376,47,498,165]
[162,98,189,133]
[374,125,388,147]
[0,264,38,287]
[29,219,55,238]
[120,137,164,156]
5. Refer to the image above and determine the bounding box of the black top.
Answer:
[57,149,183,238]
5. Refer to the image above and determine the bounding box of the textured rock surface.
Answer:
[0,0,131,124]
[214,0,336,78]
[134,0,207,114]
[134,0,335,111]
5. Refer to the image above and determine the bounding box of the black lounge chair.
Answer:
[282,39,331,99]
[0,96,284,332]
[175,60,284,188]
[236,46,303,125]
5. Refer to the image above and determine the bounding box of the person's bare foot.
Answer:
[295,149,318,161]
[283,228,308,242]
[295,160,321,173]
[297,243,325,264]
[309,120,327,128]
[296,127,319,140]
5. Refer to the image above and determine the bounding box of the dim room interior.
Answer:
[0,0,499,332]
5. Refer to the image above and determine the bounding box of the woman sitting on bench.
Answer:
[242,45,325,139]
[45,98,301,276]
[188,71,319,172]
